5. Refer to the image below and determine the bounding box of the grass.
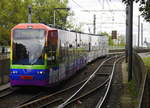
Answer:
[127,80,138,107]
[128,80,138,98]
[142,57,150,77]
[142,57,150,68]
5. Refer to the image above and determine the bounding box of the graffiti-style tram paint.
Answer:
[10,23,108,87]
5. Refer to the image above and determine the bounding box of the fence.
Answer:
[0,47,10,84]
[0,59,10,84]
[132,51,149,108]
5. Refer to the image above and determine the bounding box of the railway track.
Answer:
[0,87,47,108]
[0,86,19,98]
[16,55,124,108]
[58,56,124,108]
[95,56,124,108]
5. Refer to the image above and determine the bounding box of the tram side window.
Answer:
[59,41,66,62]
[47,31,58,65]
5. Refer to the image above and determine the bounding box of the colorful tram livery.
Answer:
[10,23,108,87]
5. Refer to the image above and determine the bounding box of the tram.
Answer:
[10,23,108,87]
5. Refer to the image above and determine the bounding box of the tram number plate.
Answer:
[20,76,33,80]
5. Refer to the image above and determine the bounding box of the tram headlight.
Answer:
[39,71,43,74]
[11,71,18,74]
[37,71,45,74]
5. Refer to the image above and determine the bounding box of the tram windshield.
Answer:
[12,29,45,65]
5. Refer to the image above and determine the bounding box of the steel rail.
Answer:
[39,75,111,108]
[0,83,10,92]
[95,56,124,108]
[16,78,88,108]
[58,56,117,108]
[38,98,64,108]
[0,87,19,98]
[62,78,110,107]
[14,92,45,107]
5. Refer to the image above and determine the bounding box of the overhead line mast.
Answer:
[126,1,133,81]
[93,14,96,34]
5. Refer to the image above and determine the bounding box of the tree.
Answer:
[122,0,145,4]
[118,35,125,47]
[139,1,150,22]
[0,0,31,45]
[0,0,70,45]
[122,0,150,22]
[99,32,114,46]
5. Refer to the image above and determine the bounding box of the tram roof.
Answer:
[12,23,56,31]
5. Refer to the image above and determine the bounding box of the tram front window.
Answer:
[12,29,45,65]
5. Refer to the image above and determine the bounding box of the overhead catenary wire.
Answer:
[97,0,104,8]
[70,0,127,34]
[106,0,111,10]
[70,0,93,18]
[71,0,98,33]
[71,0,85,10]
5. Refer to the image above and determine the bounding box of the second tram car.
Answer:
[10,23,108,87]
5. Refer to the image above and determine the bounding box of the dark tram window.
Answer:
[12,29,45,65]
[47,30,58,65]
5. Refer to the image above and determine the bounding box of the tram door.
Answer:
[47,30,58,65]
[47,30,59,83]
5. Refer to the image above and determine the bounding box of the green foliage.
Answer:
[99,32,125,47]
[0,0,71,45]
[118,35,126,47]
[142,57,150,68]
[128,80,138,98]
[139,1,150,22]
[32,0,69,25]
[99,32,114,46]
[122,0,150,23]
[127,80,139,107]
[142,57,150,79]
[122,0,145,4]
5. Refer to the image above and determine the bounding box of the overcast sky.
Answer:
[68,0,150,46]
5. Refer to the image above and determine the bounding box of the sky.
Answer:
[67,0,150,46]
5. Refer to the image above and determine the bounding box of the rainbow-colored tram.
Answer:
[10,23,108,87]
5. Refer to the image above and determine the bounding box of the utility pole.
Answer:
[126,6,129,63]
[127,1,133,81]
[28,5,32,23]
[141,23,143,47]
[93,14,96,34]
[138,15,140,47]
[103,0,104,9]
[88,26,91,34]
[53,10,56,26]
